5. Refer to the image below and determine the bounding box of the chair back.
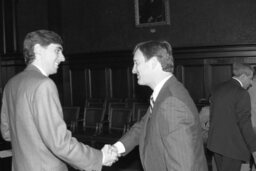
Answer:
[83,107,104,130]
[108,108,132,134]
[136,107,148,121]
[85,98,105,108]
[132,102,149,122]
[63,106,80,132]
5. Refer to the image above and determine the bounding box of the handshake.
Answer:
[101,144,121,166]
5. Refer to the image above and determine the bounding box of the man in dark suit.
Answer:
[207,62,256,171]
[1,30,118,171]
[113,40,208,171]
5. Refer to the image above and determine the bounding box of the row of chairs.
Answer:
[62,98,149,145]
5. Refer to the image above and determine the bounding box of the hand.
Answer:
[101,144,119,166]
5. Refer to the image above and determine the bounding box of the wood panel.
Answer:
[1,0,17,53]
[89,68,108,98]
[2,45,256,109]
[69,69,86,107]
[210,64,232,92]
[182,65,205,103]
[110,67,130,99]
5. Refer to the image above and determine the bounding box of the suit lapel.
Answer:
[140,77,175,161]
[153,76,174,111]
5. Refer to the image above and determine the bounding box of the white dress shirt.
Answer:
[114,74,172,154]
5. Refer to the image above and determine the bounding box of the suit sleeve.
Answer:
[119,109,149,155]
[1,90,11,141]
[158,96,199,171]
[236,91,256,152]
[32,79,102,171]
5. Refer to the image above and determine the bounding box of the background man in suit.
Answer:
[207,62,256,171]
[248,66,256,132]
[113,40,208,171]
[0,29,118,171]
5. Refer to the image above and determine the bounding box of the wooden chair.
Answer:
[85,98,105,108]
[132,102,149,122]
[108,108,132,134]
[107,102,128,117]
[135,107,148,122]
[102,98,123,119]
[92,108,132,145]
[82,107,105,135]
[62,106,80,132]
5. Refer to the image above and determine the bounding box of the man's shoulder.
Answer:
[214,79,241,92]
[5,68,52,91]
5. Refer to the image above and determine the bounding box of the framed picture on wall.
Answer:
[134,0,170,27]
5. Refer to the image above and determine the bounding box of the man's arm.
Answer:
[33,79,102,171]
[116,110,148,155]
[159,97,203,171]
[236,91,256,152]
[1,91,11,141]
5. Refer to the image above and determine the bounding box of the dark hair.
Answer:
[23,30,63,64]
[133,40,174,72]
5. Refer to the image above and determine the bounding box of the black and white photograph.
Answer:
[1,0,256,171]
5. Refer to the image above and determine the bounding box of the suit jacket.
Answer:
[248,79,256,130]
[207,78,256,161]
[1,65,102,171]
[120,76,208,171]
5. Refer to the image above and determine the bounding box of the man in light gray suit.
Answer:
[1,30,118,171]
[113,41,208,171]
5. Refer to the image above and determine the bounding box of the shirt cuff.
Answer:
[113,141,125,154]
[101,150,105,164]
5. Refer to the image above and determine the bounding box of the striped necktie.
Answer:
[149,95,154,113]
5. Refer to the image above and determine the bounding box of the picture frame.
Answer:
[134,0,170,27]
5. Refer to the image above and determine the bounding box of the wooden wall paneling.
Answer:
[84,69,91,99]
[47,0,62,34]
[0,0,4,53]
[89,67,108,98]
[1,59,24,87]
[105,68,111,99]
[182,64,205,103]
[3,0,17,53]
[175,58,206,102]
[87,69,92,98]
[209,63,232,93]
[203,63,212,99]
[241,56,256,65]
[68,67,87,108]
[61,64,72,106]
[109,67,130,99]
[174,65,184,83]
[126,67,134,98]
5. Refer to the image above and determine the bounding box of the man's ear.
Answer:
[150,56,161,70]
[239,74,247,82]
[33,44,42,56]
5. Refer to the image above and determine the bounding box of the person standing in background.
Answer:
[1,29,118,171]
[248,66,256,131]
[207,62,256,171]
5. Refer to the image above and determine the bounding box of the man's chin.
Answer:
[137,80,145,85]
[49,69,58,75]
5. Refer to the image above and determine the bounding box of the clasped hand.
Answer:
[101,144,120,166]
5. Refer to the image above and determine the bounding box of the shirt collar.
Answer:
[32,64,47,76]
[232,77,243,87]
[152,74,172,101]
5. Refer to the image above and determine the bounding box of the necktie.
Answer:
[149,95,154,114]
